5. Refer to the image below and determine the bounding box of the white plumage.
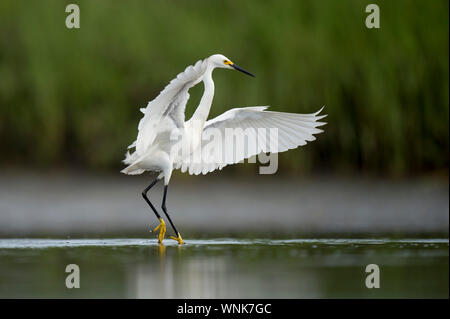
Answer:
[122,54,326,184]
[178,106,326,175]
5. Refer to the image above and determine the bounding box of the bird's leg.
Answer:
[161,185,184,244]
[142,177,166,243]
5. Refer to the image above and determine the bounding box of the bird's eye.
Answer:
[223,60,232,65]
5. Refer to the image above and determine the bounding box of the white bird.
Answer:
[122,54,326,244]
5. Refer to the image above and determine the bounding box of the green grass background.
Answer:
[0,0,448,176]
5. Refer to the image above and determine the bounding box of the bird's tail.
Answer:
[121,165,145,175]
[121,151,145,175]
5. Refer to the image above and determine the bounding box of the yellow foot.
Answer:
[170,233,184,245]
[153,218,166,243]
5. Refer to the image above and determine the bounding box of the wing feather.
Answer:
[176,106,326,175]
[131,59,207,155]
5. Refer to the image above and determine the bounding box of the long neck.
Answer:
[191,67,214,127]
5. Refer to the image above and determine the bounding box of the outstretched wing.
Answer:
[176,106,326,175]
[131,59,207,155]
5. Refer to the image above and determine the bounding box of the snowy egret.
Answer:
[122,54,326,244]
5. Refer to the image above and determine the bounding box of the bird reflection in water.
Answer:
[129,244,227,298]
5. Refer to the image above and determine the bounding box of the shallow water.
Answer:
[0,238,448,298]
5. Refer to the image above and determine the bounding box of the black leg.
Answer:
[141,177,161,220]
[161,185,181,236]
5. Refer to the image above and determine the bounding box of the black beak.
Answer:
[231,64,255,77]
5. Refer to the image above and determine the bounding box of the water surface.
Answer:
[0,238,448,298]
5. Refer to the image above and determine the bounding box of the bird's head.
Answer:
[208,54,255,77]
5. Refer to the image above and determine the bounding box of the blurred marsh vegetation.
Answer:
[0,0,448,176]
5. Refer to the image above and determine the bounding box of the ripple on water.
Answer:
[0,238,447,249]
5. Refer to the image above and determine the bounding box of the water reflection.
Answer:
[129,244,229,298]
[0,238,448,298]
[122,239,448,298]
